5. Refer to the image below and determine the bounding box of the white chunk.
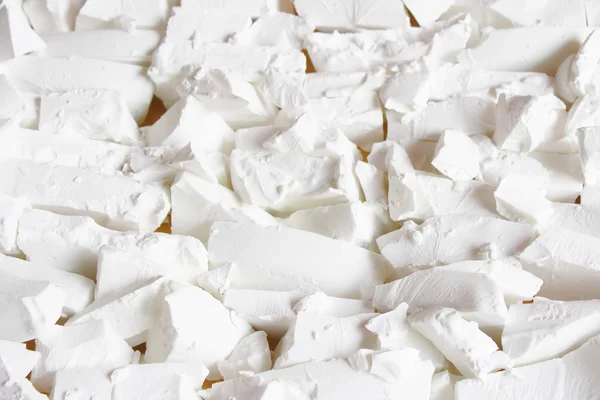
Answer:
[377,215,535,272]
[402,0,454,27]
[303,70,387,98]
[0,193,29,255]
[409,307,510,378]
[0,0,46,62]
[293,291,374,317]
[17,209,208,280]
[0,357,46,400]
[32,319,134,393]
[145,285,254,380]
[217,331,272,380]
[519,228,600,300]
[432,130,480,181]
[494,174,553,224]
[144,96,235,153]
[0,340,39,378]
[527,152,583,203]
[50,369,113,400]
[0,273,63,342]
[208,221,389,299]
[355,161,387,205]
[181,0,291,17]
[560,332,600,400]
[75,0,173,31]
[234,11,314,50]
[22,0,85,33]
[545,203,600,237]
[258,69,307,110]
[374,269,508,330]
[167,146,232,189]
[568,30,600,97]
[39,89,140,145]
[0,74,25,125]
[0,253,94,315]
[429,371,457,400]
[567,95,600,139]
[165,6,251,43]
[490,0,586,27]
[577,126,600,184]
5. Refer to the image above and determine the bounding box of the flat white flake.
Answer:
[165,7,252,43]
[234,11,314,50]
[75,0,173,31]
[0,0,46,62]
[217,331,272,380]
[494,174,553,224]
[432,130,480,181]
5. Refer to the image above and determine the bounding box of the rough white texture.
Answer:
[0,272,63,342]
[17,209,208,280]
[75,0,173,31]
[234,11,314,50]
[0,0,46,62]
[146,285,254,380]
[205,349,434,400]
[545,203,600,237]
[0,253,94,315]
[0,340,39,379]
[374,269,508,330]
[519,228,600,300]
[217,331,272,380]
[208,221,389,299]
[577,126,600,184]
[0,193,29,255]
[32,319,134,393]
[0,357,47,400]
[39,89,140,145]
[164,6,252,43]
[377,215,535,273]
[568,30,600,97]
[409,307,510,378]
[432,130,480,181]
[283,202,395,251]
[22,0,85,33]
[50,369,113,400]
[166,145,232,188]
[494,174,553,224]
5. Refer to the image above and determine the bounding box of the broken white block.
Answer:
[303,70,387,98]
[0,0,46,62]
[355,161,387,205]
[401,0,455,27]
[545,203,600,237]
[377,215,535,272]
[32,319,134,393]
[165,6,251,43]
[0,357,47,400]
[568,30,600,97]
[526,152,583,203]
[234,11,314,50]
[217,331,272,380]
[50,369,113,400]
[208,221,389,299]
[39,89,140,145]
[145,285,254,380]
[171,171,276,243]
[17,209,208,281]
[432,130,480,181]
[167,145,232,189]
[374,269,508,330]
[494,174,553,224]
[144,96,235,153]
[577,126,600,184]
[0,193,29,255]
[0,253,94,315]
[409,307,510,378]
[0,340,39,379]
[75,0,173,31]
[293,291,374,317]
[258,69,307,110]
[429,371,458,400]
[489,0,587,28]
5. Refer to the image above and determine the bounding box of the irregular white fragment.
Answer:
[355,161,387,205]
[75,0,173,31]
[293,291,374,317]
[429,371,458,400]
[0,273,63,342]
[167,145,232,188]
[401,0,454,27]
[0,340,39,378]
[519,228,600,300]
[51,369,113,400]
[32,319,134,393]
[39,89,140,145]
[165,6,251,43]
[3,56,154,123]
[208,221,389,299]
[577,126,600,184]
[217,331,272,380]
[560,333,600,399]
[374,269,508,330]
[17,209,208,280]
[145,285,254,380]
[545,203,600,237]
[234,11,314,50]
[0,356,47,400]
[0,193,29,255]
[494,174,553,224]
[258,69,307,110]
[568,30,600,98]
[0,74,25,127]
[489,0,587,28]
[409,307,510,378]
[23,0,85,33]
[432,130,480,181]
[0,0,46,62]
[377,215,534,272]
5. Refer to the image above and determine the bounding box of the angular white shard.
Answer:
[294,0,409,31]
[181,0,291,17]
[234,11,314,50]
[377,216,534,272]
[32,319,134,393]
[0,273,63,342]
[39,89,140,145]
[208,221,389,299]
[17,209,208,280]
[502,298,600,367]
[577,126,600,184]
[144,96,235,153]
[0,159,169,232]
[0,253,94,315]
[0,193,29,255]
[230,150,361,214]
[3,56,154,123]
[409,307,510,378]
[0,0,46,62]
[432,130,480,181]
[568,30,600,98]
[75,0,173,31]
[494,174,553,224]
[167,145,232,189]
[165,7,251,43]
[567,95,600,138]
[283,202,394,251]
[171,172,277,243]
[0,357,47,400]
[111,363,209,400]
[206,349,434,400]
[50,369,113,400]
[519,228,600,300]
[374,269,508,330]
[355,161,387,205]
[0,340,39,379]
[23,0,85,33]
[274,312,378,369]
[217,331,272,380]
[402,0,454,27]
[145,285,254,380]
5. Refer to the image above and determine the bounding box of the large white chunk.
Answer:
[377,215,535,272]
[32,319,134,393]
[38,89,140,144]
[355,161,387,205]
[409,307,510,378]
[494,174,553,224]
[577,126,600,184]
[0,193,29,255]
[0,253,94,315]
[545,203,600,237]
[0,357,46,400]
[164,6,251,43]
[50,369,113,400]
[208,221,389,299]
[234,11,314,50]
[432,130,480,181]
[519,228,600,300]
[17,209,208,279]
[374,269,508,330]
[0,0,46,62]
[75,0,173,31]
[0,340,39,379]
[217,331,272,380]
[3,56,154,123]
[145,285,254,380]
[0,273,63,342]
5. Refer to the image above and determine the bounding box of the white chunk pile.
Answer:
[2,0,600,399]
